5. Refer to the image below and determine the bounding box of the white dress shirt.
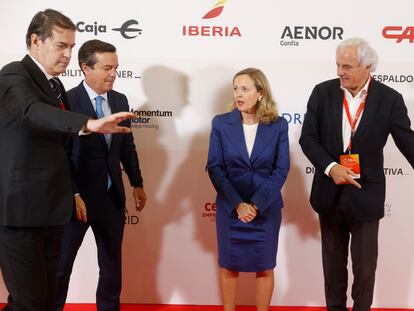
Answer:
[243,123,258,158]
[325,77,371,176]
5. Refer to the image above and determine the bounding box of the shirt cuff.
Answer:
[78,124,92,136]
[325,162,338,177]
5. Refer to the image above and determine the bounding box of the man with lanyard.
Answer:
[299,37,414,310]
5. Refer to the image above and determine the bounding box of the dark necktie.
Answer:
[95,95,112,189]
[49,77,65,110]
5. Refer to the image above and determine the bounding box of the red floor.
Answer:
[62,305,413,311]
[0,304,412,310]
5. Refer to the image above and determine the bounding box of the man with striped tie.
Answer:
[53,39,147,311]
[0,9,135,311]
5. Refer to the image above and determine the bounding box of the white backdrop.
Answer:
[1,0,414,307]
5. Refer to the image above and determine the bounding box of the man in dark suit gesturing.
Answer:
[0,10,135,311]
[53,40,146,311]
[300,37,414,311]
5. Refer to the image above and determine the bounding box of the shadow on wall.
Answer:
[121,65,234,304]
[121,65,189,303]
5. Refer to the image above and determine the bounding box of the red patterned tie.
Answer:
[50,77,65,110]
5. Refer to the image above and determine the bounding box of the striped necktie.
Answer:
[50,77,65,110]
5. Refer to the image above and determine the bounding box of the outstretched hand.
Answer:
[86,112,135,134]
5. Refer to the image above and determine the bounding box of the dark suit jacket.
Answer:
[67,82,143,210]
[299,78,414,221]
[0,55,89,226]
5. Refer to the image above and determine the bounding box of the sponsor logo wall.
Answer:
[1,0,413,307]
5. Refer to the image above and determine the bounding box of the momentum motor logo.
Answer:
[182,0,241,37]
[130,109,173,130]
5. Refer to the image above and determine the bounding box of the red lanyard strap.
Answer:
[343,94,367,152]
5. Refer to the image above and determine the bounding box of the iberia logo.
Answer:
[202,0,226,19]
[182,0,241,37]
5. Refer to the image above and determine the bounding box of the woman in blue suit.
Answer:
[207,68,290,311]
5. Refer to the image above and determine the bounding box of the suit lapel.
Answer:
[22,55,61,108]
[223,110,250,163]
[331,81,344,154]
[351,80,379,147]
[250,122,275,163]
[79,83,99,117]
[107,91,119,113]
[79,83,108,149]
[107,91,119,151]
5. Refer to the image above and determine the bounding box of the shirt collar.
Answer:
[28,54,55,80]
[82,80,108,102]
[340,75,371,99]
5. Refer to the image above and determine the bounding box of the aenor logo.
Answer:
[280,26,343,46]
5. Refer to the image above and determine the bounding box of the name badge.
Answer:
[340,154,360,179]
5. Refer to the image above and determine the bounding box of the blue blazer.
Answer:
[67,82,143,208]
[207,109,290,215]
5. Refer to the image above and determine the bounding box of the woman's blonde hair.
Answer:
[229,68,278,124]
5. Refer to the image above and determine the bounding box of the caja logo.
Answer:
[383,26,414,43]
[76,19,142,39]
[112,20,142,39]
[76,21,106,36]
[182,0,242,37]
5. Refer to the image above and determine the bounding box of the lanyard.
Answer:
[343,93,367,153]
